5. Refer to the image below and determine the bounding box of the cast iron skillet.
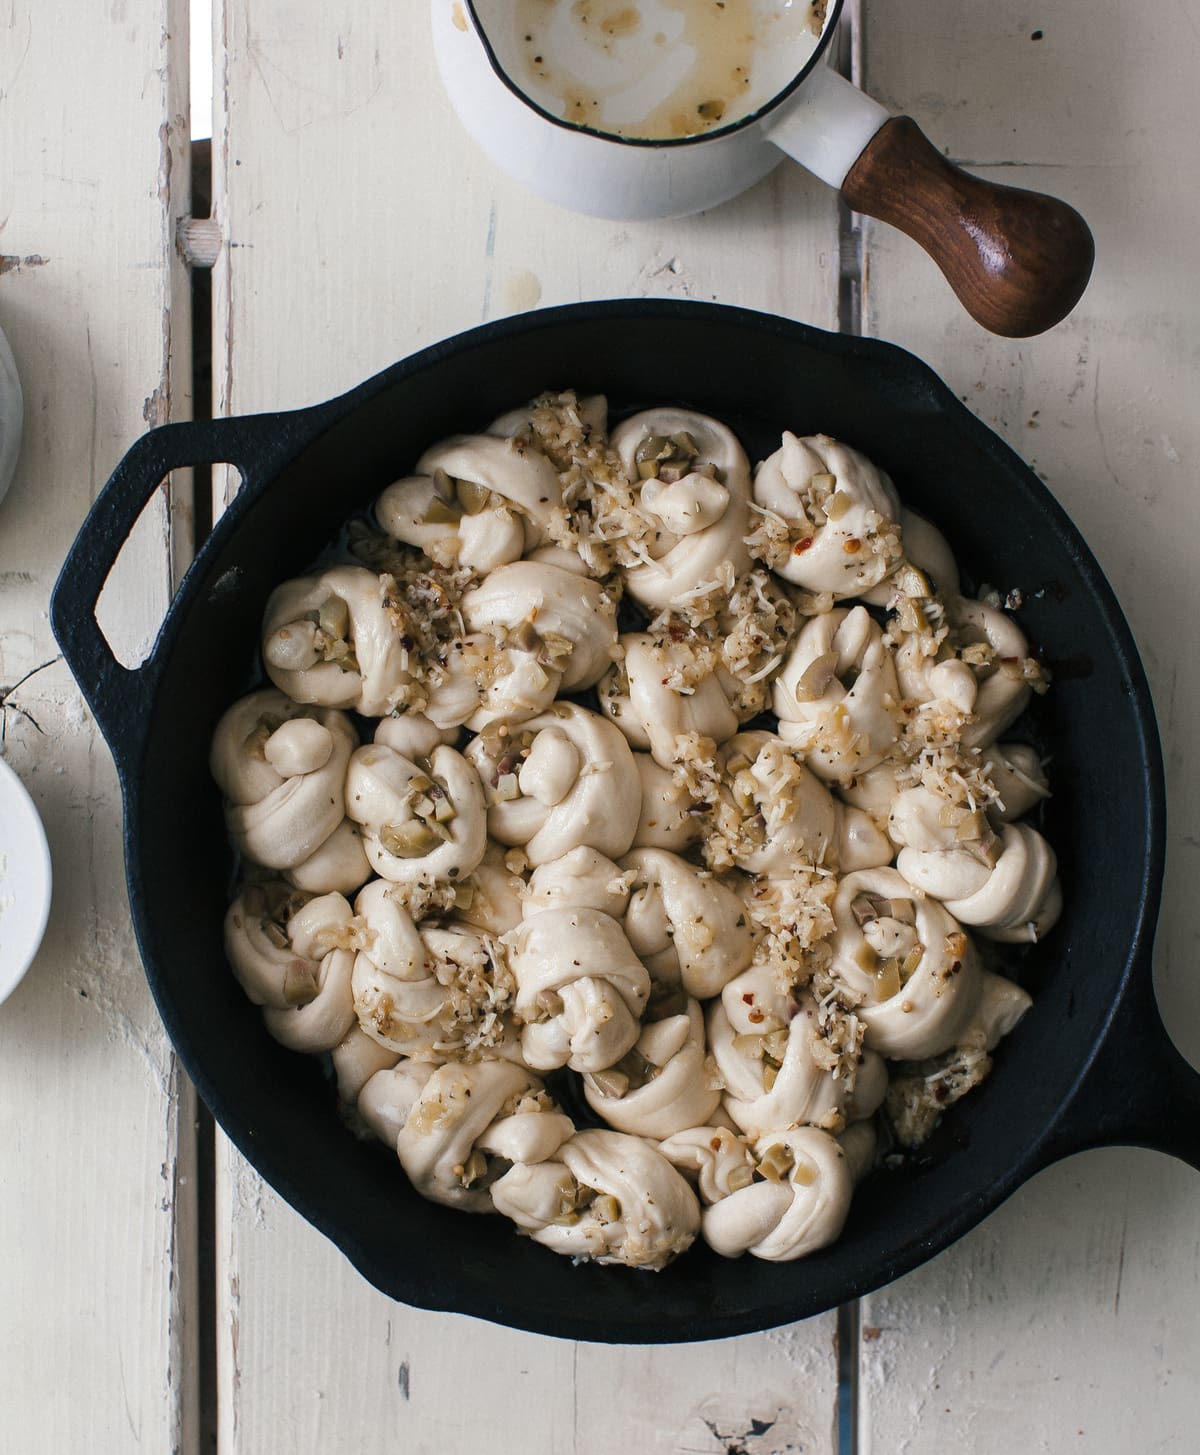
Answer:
[51,301,1200,1343]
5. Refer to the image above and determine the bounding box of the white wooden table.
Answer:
[3,3,1199,1450]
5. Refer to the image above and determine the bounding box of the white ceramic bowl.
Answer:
[0,756,52,1005]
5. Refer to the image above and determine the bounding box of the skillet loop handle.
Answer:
[1041,966,1200,1173]
[841,116,1096,338]
[50,418,260,767]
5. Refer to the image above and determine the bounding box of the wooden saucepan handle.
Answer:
[842,116,1095,338]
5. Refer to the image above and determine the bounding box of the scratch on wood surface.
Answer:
[245,36,383,135]
[0,13,33,97]
[1091,358,1129,499]
[1163,663,1181,745]
[118,1343,143,1444]
[480,203,498,321]
[227,1269,242,1446]
[0,655,58,748]
[570,1343,580,1454]
[1113,1209,1129,1316]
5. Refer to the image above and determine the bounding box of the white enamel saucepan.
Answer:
[432,0,1094,337]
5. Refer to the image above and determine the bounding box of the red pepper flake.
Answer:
[741,992,755,1004]
[843,537,862,554]
[792,535,814,554]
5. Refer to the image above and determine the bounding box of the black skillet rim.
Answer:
[107,299,1165,1341]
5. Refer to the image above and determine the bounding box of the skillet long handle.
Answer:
[49,417,268,772]
[1041,967,1200,1172]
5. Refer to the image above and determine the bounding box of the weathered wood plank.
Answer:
[210,4,844,1450]
[217,1170,841,1455]
[856,4,1200,1449]
[0,1,196,1450]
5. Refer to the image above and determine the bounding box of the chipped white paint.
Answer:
[4,0,1198,1449]
[0,1,197,1450]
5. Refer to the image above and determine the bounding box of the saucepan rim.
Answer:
[460,0,845,149]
